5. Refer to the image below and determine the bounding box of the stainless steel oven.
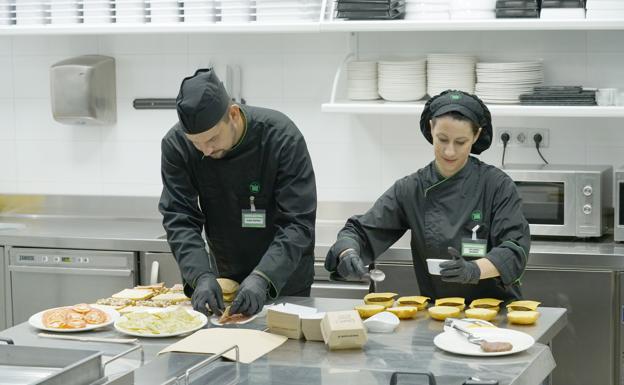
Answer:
[503,164,612,238]
[616,167,624,242]
[8,248,135,326]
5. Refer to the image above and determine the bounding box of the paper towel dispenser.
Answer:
[50,55,116,125]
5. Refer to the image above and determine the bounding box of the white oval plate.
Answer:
[114,307,207,338]
[434,327,534,356]
[210,312,259,326]
[29,304,119,332]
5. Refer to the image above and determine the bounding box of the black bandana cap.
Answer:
[176,68,231,134]
[419,90,493,155]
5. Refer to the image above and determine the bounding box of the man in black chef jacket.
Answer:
[159,68,317,316]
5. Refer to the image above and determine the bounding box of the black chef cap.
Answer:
[176,68,231,134]
[419,90,493,155]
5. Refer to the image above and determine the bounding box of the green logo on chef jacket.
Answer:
[249,182,261,194]
[471,210,482,221]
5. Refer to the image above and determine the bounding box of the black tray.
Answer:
[337,7,405,19]
[496,8,539,17]
[337,0,404,11]
[496,0,539,8]
[542,0,585,8]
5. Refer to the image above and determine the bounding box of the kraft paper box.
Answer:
[320,310,367,350]
[301,312,326,342]
[267,303,318,340]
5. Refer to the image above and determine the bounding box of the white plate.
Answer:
[29,304,119,333]
[114,307,207,338]
[434,327,535,356]
[210,312,259,326]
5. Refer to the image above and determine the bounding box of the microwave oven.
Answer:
[502,164,613,238]
[616,167,624,242]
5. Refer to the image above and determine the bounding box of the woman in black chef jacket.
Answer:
[324,90,530,302]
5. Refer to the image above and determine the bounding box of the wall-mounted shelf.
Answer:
[0,22,321,35]
[320,19,624,32]
[321,100,624,118]
[1,19,624,36]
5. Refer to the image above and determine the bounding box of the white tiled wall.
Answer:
[0,31,623,200]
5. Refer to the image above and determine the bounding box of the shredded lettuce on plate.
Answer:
[117,308,202,335]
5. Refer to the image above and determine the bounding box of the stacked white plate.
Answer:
[347,60,379,101]
[218,0,254,23]
[450,0,495,19]
[182,0,217,23]
[255,0,320,22]
[405,0,450,20]
[83,0,114,24]
[475,61,544,104]
[14,1,47,25]
[427,54,476,96]
[115,0,146,23]
[147,0,181,23]
[0,0,13,25]
[47,0,81,25]
[587,0,624,19]
[378,59,427,102]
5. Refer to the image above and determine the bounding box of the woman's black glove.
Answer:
[439,246,481,285]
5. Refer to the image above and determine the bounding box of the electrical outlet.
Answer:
[497,128,550,148]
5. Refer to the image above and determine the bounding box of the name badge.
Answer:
[462,238,487,258]
[242,209,266,228]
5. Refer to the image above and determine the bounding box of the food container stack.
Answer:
[147,0,182,23]
[13,0,48,25]
[218,0,255,23]
[427,54,476,96]
[586,0,624,19]
[48,0,81,24]
[540,0,585,19]
[115,0,147,23]
[335,0,405,20]
[0,0,12,25]
[495,0,539,18]
[450,0,496,19]
[256,0,320,22]
[404,0,449,20]
[475,60,544,104]
[83,0,114,24]
[182,0,217,23]
[378,59,426,102]
[347,60,379,101]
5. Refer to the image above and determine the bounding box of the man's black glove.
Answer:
[439,246,481,285]
[191,272,224,316]
[336,249,368,280]
[230,273,269,316]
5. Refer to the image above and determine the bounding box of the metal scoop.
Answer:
[448,319,513,353]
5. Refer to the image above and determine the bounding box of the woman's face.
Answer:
[430,116,481,178]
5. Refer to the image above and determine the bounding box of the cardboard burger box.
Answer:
[267,303,321,340]
[320,310,367,350]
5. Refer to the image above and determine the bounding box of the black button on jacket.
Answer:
[332,156,530,302]
[159,105,317,298]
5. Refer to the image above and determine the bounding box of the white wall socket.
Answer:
[497,127,550,148]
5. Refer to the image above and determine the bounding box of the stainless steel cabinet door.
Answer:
[373,263,421,296]
[0,246,5,331]
[140,252,182,287]
[522,268,616,385]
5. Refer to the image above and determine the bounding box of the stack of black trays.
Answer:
[519,86,597,105]
[335,0,406,20]
[541,0,585,8]
[496,0,540,18]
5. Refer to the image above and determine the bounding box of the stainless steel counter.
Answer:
[0,297,566,385]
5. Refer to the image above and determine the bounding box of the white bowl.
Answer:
[426,258,447,275]
[363,311,400,333]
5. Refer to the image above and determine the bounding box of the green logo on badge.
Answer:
[471,210,482,221]
[249,182,261,194]
[451,93,462,100]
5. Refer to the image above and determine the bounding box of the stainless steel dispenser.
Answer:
[50,55,116,125]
